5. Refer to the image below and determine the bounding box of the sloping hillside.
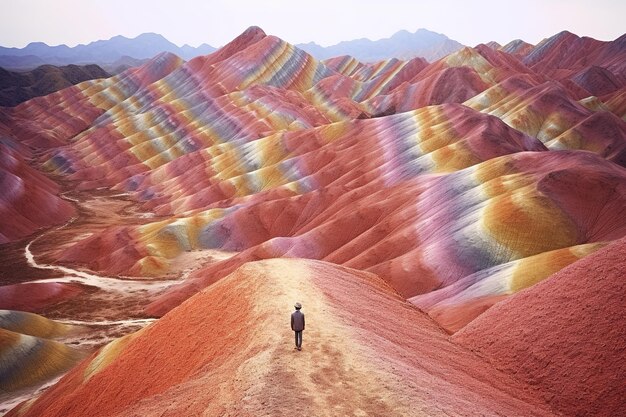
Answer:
[7,259,554,417]
[454,237,626,416]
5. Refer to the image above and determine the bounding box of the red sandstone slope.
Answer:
[10,259,554,417]
[571,65,622,97]
[364,66,490,114]
[0,139,75,243]
[0,282,86,312]
[454,237,626,416]
[130,149,625,317]
[2,51,183,150]
[466,78,626,164]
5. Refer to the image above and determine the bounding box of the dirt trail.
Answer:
[248,261,410,416]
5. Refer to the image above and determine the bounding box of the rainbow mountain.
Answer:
[1,26,625,416]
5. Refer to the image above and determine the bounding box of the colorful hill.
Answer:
[2,25,624,320]
[1,26,625,415]
[0,136,75,244]
[6,259,554,417]
[0,311,86,393]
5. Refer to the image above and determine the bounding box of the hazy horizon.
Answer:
[1,0,625,49]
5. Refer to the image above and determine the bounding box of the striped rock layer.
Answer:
[0,311,85,392]
[2,27,626,333]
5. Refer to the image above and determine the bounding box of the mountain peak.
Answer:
[226,26,267,47]
[391,29,413,39]
[485,41,502,50]
[0,33,217,68]
[25,41,51,48]
[498,39,534,58]
[242,26,267,38]
[134,32,170,41]
[553,30,578,40]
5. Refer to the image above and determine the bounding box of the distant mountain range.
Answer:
[0,29,465,71]
[297,29,464,62]
[0,33,215,71]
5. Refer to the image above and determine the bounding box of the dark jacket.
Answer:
[291,310,305,331]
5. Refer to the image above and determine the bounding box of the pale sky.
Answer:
[1,0,624,48]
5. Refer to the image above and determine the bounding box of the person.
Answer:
[291,302,305,351]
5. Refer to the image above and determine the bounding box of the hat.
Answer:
[294,302,302,309]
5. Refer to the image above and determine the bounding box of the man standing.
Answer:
[291,302,305,351]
